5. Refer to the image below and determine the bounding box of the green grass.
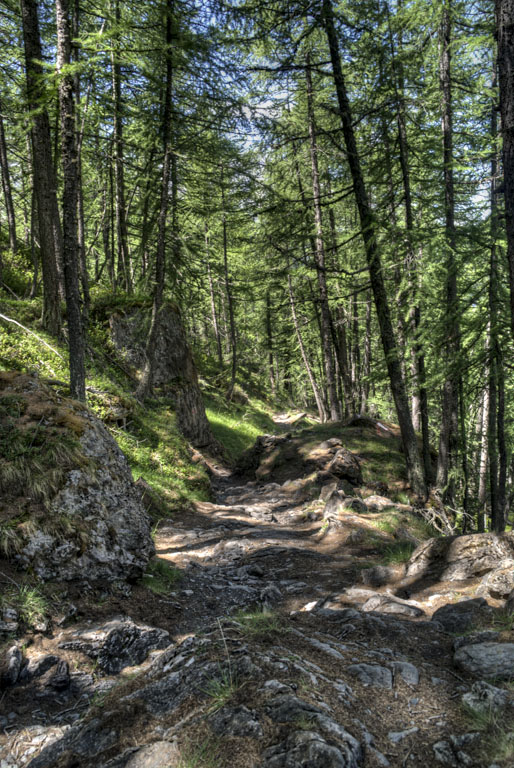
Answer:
[141,558,181,595]
[381,540,416,564]
[296,423,407,487]
[203,669,239,713]
[462,702,514,764]
[0,299,210,517]
[370,510,437,542]
[1,585,49,628]
[492,609,514,632]
[204,391,275,462]
[234,608,286,637]
[176,737,221,768]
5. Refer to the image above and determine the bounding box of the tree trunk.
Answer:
[111,0,132,294]
[435,1,460,500]
[322,0,427,498]
[72,0,90,326]
[137,0,173,398]
[266,290,276,396]
[221,164,237,401]
[288,273,327,422]
[497,0,514,340]
[0,99,17,257]
[20,0,62,336]
[56,0,86,400]
[305,55,340,421]
[361,290,372,414]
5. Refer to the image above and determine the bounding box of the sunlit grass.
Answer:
[205,392,275,461]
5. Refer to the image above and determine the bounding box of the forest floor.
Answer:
[2,415,514,767]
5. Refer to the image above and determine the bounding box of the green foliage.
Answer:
[205,392,275,461]
[116,402,210,506]
[141,559,181,595]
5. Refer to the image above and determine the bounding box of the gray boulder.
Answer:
[462,681,510,715]
[262,729,362,768]
[432,599,488,633]
[454,642,514,680]
[1,373,154,584]
[59,618,170,674]
[406,533,514,582]
[110,304,219,450]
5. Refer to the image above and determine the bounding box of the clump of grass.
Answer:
[493,609,514,632]
[1,585,49,628]
[177,737,221,768]
[463,702,514,764]
[381,540,416,565]
[204,669,239,713]
[234,608,286,638]
[141,558,181,595]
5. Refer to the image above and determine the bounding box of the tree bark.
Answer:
[322,0,427,498]
[137,0,173,398]
[497,0,514,340]
[305,55,340,421]
[0,98,17,257]
[435,1,460,500]
[111,0,132,293]
[56,0,86,400]
[288,273,327,422]
[205,223,223,370]
[20,0,62,336]
[221,164,237,402]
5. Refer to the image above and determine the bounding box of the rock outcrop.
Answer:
[0,372,154,583]
[405,531,514,589]
[109,304,219,450]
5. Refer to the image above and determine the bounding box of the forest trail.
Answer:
[3,418,514,767]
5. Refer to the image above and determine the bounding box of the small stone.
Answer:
[388,727,419,743]
[2,646,22,687]
[347,663,393,689]
[390,661,419,686]
[462,681,510,714]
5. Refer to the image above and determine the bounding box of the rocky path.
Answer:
[3,421,514,767]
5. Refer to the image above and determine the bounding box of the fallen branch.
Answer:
[0,312,64,360]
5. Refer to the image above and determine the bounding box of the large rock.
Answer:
[109,304,218,450]
[59,618,170,674]
[454,642,514,680]
[405,532,514,583]
[0,372,154,583]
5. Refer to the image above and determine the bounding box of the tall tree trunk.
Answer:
[305,56,340,421]
[72,0,90,325]
[205,223,223,370]
[266,290,276,396]
[0,99,17,257]
[436,1,460,500]
[20,0,62,336]
[56,0,86,400]
[477,385,490,532]
[221,164,237,401]
[497,0,514,340]
[111,0,132,294]
[385,1,431,485]
[489,67,505,533]
[137,0,173,397]
[361,290,372,414]
[288,273,327,422]
[322,0,427,498]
